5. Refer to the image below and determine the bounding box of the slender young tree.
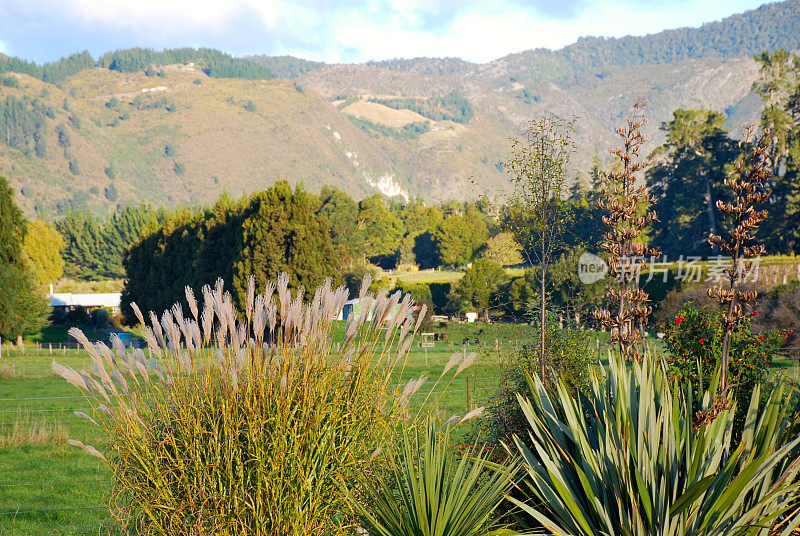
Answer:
[506,114,576,380]
[594,98,660,362]
[707,125,772,394]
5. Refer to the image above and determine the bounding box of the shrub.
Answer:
[104,183,118,201]
[755,279,800,348]
[54,275,437,535]
[91,308,111,328]
[66,306,91,325]
[482,315,595,446]
[653,285,719,324]
[661,302,783,432]
[513,354,800,536]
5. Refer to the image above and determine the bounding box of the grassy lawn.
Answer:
[0,321,542,535]
[1,319,790,535]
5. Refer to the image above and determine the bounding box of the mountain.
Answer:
[1,1,799,218]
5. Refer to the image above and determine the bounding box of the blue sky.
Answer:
[0,0,773,65]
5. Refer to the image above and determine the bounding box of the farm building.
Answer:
[47,292,122,314]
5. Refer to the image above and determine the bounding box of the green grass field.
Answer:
[1,319,795,535]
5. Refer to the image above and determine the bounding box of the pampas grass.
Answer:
[53,274,470,536]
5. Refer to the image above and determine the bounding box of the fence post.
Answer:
[466,377,470,412]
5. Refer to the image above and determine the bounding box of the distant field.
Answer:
[52,279,125,293]
[342,99,430,127]
[393,269,465,285]
[393,266,527,285]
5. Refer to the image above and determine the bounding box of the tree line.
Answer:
[96,48,274,79]
[0,51,94,85]
[0,48,273,85]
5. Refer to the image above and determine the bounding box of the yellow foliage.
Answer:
[22,219,64,286]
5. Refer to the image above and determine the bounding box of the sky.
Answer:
[0,0,774,65]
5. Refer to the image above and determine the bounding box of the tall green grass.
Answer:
[52,274,459,535]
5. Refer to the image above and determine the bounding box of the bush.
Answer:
[54,275,434,535]
[91,308,110,328]
[66,306,91,325]
[653,285,719,324]
[661,302,783,433]
[513,354,800,536]
[104,183,118,201]
[755,279,800,348]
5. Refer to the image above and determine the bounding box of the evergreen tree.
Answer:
[753,49,800,253]
[648,109,737,256]
[122,183,335,320]
[357,195,405,266]
[233,182,335,303]
[447,259,508,316]
[317,185,364,266]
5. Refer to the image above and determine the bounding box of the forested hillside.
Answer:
[0,1,798,218]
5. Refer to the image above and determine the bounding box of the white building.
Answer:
[48,292,122,313]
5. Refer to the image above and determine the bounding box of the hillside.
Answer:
[0,1,798,217]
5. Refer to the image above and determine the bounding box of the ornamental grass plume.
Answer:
[52,273,445,536]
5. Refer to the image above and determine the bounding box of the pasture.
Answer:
[0,321,545,535]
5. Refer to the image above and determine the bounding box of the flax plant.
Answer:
[512,354,800,536]
[349,419,517,536]
[52,273,453,536]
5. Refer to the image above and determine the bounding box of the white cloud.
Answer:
[0,0,770,63]
[325,0,768,63]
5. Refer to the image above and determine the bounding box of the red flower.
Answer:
[758,335,764,341]
[699,339,705,345]
[751,311,759,317]
[675,317,684,325]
